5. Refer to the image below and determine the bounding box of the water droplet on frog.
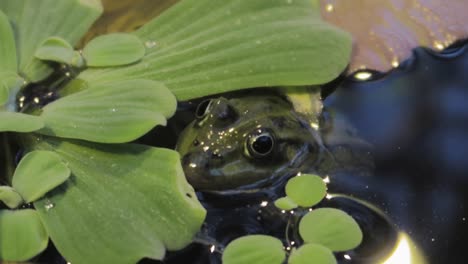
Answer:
[145,40,157,49]
[44,200,55,211]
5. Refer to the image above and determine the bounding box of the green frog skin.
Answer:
[176,94,372,191]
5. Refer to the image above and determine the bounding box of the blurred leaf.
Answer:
[33,137,206,263]
[34,37,75,64]
[285,174,327,207]
[83,33,146,67]
[288,244,336,264]
[299,208,363,251]
[12,151,70,203]
[0,112,44,132]
[0,0,102,81]
[0,209,48,261]
[79,0,352,100]
[274,196,298,211]
[0,10,17,72]
[0,71,23,106]
[38,79,176,143]
[222,235,286,264]
[0,186,23,209]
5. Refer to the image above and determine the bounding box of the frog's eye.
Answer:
[247,131,275,158]
[195,99,213,119]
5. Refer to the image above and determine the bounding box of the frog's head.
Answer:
[176,94,330,191]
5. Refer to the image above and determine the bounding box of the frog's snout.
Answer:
[181,151,216,189]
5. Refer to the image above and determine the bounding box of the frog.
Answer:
[176,91,373,192]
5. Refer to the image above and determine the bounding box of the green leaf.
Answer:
[12,151,70,203]
[0,71,23,106]
[79,0,352,100]
[38,79,176,143]
[222,235,286,264]
[83,33,146,67]
[274,196,298,211]
[0,112,44,132]
[34,37,75,64]
[33,138,206,264]
[0,0,103,81]
[288,244,337,264]
[299,208,363,252]
[0,209,49,261]
[0,10,17,72]
[0,186,23,209]
[285,174,327,207]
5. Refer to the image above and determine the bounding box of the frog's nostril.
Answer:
[195,99,213,119]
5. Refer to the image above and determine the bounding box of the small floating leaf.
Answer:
[222,235,286,264]
[83,33,146,66]
[12,151,70,203]
[0,186,23,209]
[39,79,176,143]
[299,208,363,252]
[274,196,298,211]
[0,10,17,72]
[33,138,206,264]
[288,244,337,264]
[0,112,44,132]
[286,174,327,207]
[35,37,75,65]
[0,209,48,261]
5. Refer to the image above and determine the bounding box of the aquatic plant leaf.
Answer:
[285,174,327,207]
[33,138,206,264]
[299,208,363,251]
[0,0,102,81]
[0,112,44,132]
[274,196,298,211]
[0,10,17,73]
[321,0,468,73]
[0,209,48,261]
[288,243,337,264]
[222,235,286,264]
[83,33,146,67]
[39,79,176,143]
[79,0,352,100]
[12,151,70,203]
[0,186,23,209]
[0,71,22,106]
[34,37,76,65]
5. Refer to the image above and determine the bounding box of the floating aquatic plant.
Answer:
[0,0,352,263]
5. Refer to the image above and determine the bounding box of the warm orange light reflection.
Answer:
[381,233,426,264]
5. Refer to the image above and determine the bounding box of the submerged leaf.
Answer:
[285,174,327,207]
[33,138,206,264]
[0,0,103,81]
[39,79,176,143]
[288,244,337,264]
[299,208,363,251]
[79,0,352,100]
[0,10,17,72]
[0,209,48,261]
[83,33,146,66]
[0,186,23,209]
[0,112,44,132]
[12,151,71,203]
[222,235,286,264]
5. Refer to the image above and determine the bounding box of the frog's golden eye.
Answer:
[247,131,275,158]
[195,99,213,119]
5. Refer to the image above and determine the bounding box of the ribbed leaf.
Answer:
[33,138,206,263]
[0,0,102,81]
[0,71,22,106]
[38,79,176,143]
[288,244,337,264]
[83,33,146,67]
[0,209,48,261]
[222,235,286,264]
[285,174,327,207]
[0,186,23,209]
[0,112,44,132]
[0,9,16,72]
[12,151,71,203]
[79,0,352,100]
[35,37,75,64]
[274,196,298,211]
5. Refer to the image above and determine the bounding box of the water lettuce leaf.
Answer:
[0,0,102,81]
[0,10,17,73]
[32,137,206,263]
[285,174,327,207]
[38,79,176,143]
[288,244,336,264]
[222,235,286,264]
[0,112,44,132]
[79,0,352,100]
[0,209,49,261]
[0,186,23,209]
